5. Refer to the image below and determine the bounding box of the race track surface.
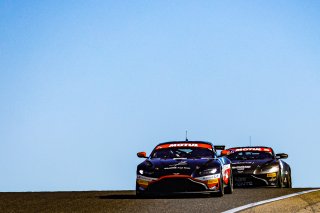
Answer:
[0,188,314,213]
[240,190,320,213]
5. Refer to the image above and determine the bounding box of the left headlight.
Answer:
[199,168,218,176]
[257,165,279,174]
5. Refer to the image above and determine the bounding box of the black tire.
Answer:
[224,170,233,194]
[285,173,292,188]
[136,184,146,198]
[277,171,283,188]
[216,173,224,197]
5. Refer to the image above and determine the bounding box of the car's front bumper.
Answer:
[233,172,278,187]
[136,174,221,194]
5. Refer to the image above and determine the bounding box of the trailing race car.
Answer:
[221,146,291,188]
[136,141,233,197]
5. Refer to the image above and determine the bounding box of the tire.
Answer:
[224,170,233,194]
[136,184,146,198]
[277,171,283,188]
[216,173,224,197]
[285,173,292,188]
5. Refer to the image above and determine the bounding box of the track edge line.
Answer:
[222,189,320,213]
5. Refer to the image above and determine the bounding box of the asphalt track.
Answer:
[0,188,316,213]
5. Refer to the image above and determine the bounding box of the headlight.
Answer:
[138,169,154,176]
[259,165,279,173]
[265,166,279,173]
[199,168,218,176]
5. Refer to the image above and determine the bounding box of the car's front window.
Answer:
[151,148,215,159]
[227,151,274,160]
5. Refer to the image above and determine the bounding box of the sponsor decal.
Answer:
[235,177,247,182]
[222,164,231,181]
[223,164,231,169]
[136,175,158,182]
[233,165,252,170]
[137,179,149,187]
[164,161,191,170]
[164,166,191,170]
[136,175,158,187]
[233,161,253,165]
[267,172,277,178]
[231,147,272,152]
[208,179,219,184]
[235,182,253,186]
[169,143,198,147]
[155,143,212,150]
[195,174,220,181]
[169,161,188,167]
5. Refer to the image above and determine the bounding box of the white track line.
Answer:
[222,188,320,213]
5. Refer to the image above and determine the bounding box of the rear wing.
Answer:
[214,145,225,150]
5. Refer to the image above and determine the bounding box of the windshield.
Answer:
[227,151,274,160]
[151,148,215,159]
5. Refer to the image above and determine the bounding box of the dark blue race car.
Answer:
[136,141,233,196]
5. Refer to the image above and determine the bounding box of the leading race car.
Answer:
[221,146,291,188]
[136,141,233,197]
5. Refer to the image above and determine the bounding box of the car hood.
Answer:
[231,159,276,174]
[139,158,220,177]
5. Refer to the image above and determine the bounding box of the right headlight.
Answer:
[137,169,155,176]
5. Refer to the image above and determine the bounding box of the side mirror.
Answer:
[137,152,147,158]
[276,153,288,159]
[221,150,230,156]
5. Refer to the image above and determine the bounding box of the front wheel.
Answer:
[216,173,224,197]
[136,184,146,198]
[285,173,292,188]
[277,171,283,188]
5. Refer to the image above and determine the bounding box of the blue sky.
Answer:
[1,1,320,191]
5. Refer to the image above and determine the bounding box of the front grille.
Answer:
[153,169,193,177]
[148,178,207,193]
[233,174,275,187]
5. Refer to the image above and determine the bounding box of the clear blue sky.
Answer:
[1,1,319,191]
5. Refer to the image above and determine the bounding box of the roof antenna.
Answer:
[185,130,188,141]
[249,136,252,146]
